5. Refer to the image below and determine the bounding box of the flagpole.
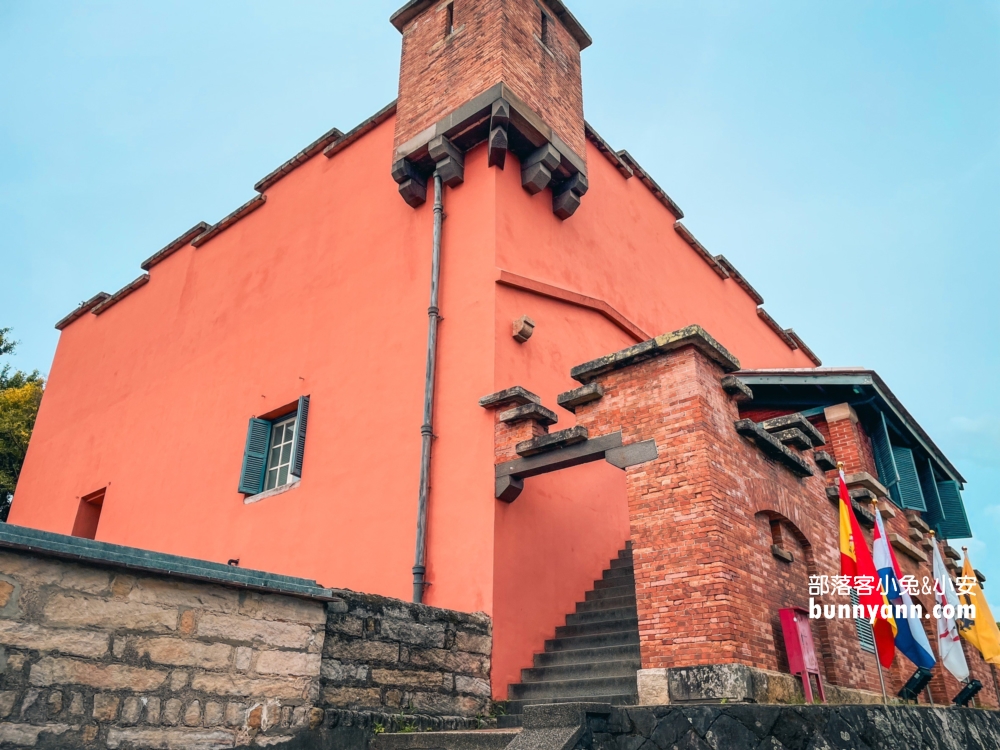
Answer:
[872,629,889,703]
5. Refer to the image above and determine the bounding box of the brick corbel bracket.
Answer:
[391,83,588,219]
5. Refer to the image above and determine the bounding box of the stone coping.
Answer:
[570,326,740,383]
[0,523,339,602]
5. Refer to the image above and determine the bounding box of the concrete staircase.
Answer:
[500,543,640,725]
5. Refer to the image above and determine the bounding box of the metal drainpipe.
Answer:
[413,171,445,604]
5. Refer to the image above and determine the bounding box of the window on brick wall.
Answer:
[850,588,876,654]
[540,12,550,46]
[238,396,310,496]
[445,3,454,36]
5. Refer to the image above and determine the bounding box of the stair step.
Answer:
[521,659,641,682]
[585,585,635,601]
[565,606,636,626]
[575,595,636,613]
[372,730,520,750]
[555,617,638,638]
[601,566,635,581]
[533,644,640,667]
[509,674,638,700]
[609,556,633,570]
[544,630,640,652]
[593,577,634,591]
[505,693,638,715]
[496,715,522,729]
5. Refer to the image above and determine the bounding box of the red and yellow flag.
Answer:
[838,469,896,668]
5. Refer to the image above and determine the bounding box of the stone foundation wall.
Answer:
[0,527,493,748]
[321,591,492,717]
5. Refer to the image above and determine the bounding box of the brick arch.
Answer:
[755,510,839,684]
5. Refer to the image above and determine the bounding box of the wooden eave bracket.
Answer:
[734,419,813,478]
[495,431,658,502]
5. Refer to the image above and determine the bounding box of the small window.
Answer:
[445,3,454,36]
[850,588,876,654]
[540,12,549,45]
[72,488,105,540]
[238,396,310,496]
[265,414,297,491]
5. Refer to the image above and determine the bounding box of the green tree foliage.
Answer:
[0,328,44,521]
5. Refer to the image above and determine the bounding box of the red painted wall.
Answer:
[11,112,815,698]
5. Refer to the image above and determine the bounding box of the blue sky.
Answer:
[1,2,998,588]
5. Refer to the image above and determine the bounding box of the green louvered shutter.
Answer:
[891,446,927,511]
[291,395,310,479]
[238,418,271,494]
[919,459,946,532]
[851,588,876,653]
[871,412,900,505]
[936,480,972,540]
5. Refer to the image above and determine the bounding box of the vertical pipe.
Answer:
[413,172,444,604]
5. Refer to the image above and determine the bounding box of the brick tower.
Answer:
[390,0,592,217]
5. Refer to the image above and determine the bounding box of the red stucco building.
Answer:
[9,0,996,711]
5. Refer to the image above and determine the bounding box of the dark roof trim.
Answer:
[735,368,966,485]
[390,0,593,50]
[584,123,633,179]
[91,275,150,316]
[140,222,211,272]
[192,195,266,248]
[616,150,684,219]
[54,292,110,331]
[324,100,397,159]
[714,255,765,305]
[756,307,798,350]
[673,222,729,280]
[0,523,339,602]
[254,126,344,193]
[785,329,822,366]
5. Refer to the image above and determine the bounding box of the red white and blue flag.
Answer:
[872,505,936,669]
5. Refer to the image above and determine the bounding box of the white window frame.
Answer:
[264,413,298,492]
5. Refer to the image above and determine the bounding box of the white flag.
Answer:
[932,539,970,681]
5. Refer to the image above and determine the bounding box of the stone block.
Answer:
[320,659,369,682]
[47,690,62,715]
[224,701,246,728]
[135,637,233,670]
[637,668,670,706]
[406,691,485,716]
[0,551,111,594]
[235,646,253,671]
[255,650,321,677]
[196,613,318,651]
[428,135,465,187]
[557,383,604,413]
[771,545,794,564]
[204,701,224,727]
[512,315,535,343]
[0,620,110,658]
[325,635,399,663]
[454,632,491,655]
[162,698,183,726]
[126,577,240,614]
[407,647,488,676]
[29,657,168,691]
[170,670,189,691]
[321,686,383,709]
[0,690,17,718]
[455,675,491,697]
[93,693,120,721]
[890,533,928,563]
[42,593,177,632]
[478,386,541,409]
[667,664,754,703]
[379,619,446,649]
[105,728,236,749]
[844,472,889,498]
[190,672,315,701]
[145,697,161,725]
[521,143,561,195]
[237,591,327,625]
[720,375,753,402]
[0,723,78,747]
[760,414,825,446]
[824,403,858,424]
[184,700,202,727]
[498,402,558,426]
[813,451,837,471]
[69,692,84,716]
[0,580,14,608]
[371,668,443,689]
[516,426,588,456]
[121,696,142,725]
[772,428,813,451]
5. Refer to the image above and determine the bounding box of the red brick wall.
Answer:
[394,0,586,158]
[560,344,999,705]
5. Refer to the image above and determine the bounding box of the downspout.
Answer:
[413,171,445,604]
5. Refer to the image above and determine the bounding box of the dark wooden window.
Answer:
[540,12,549,45]
[446,3,454,36]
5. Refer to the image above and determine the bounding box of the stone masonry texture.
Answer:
[571,703,1000,750]
[394,0,586,159]
[0,547,492,748]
